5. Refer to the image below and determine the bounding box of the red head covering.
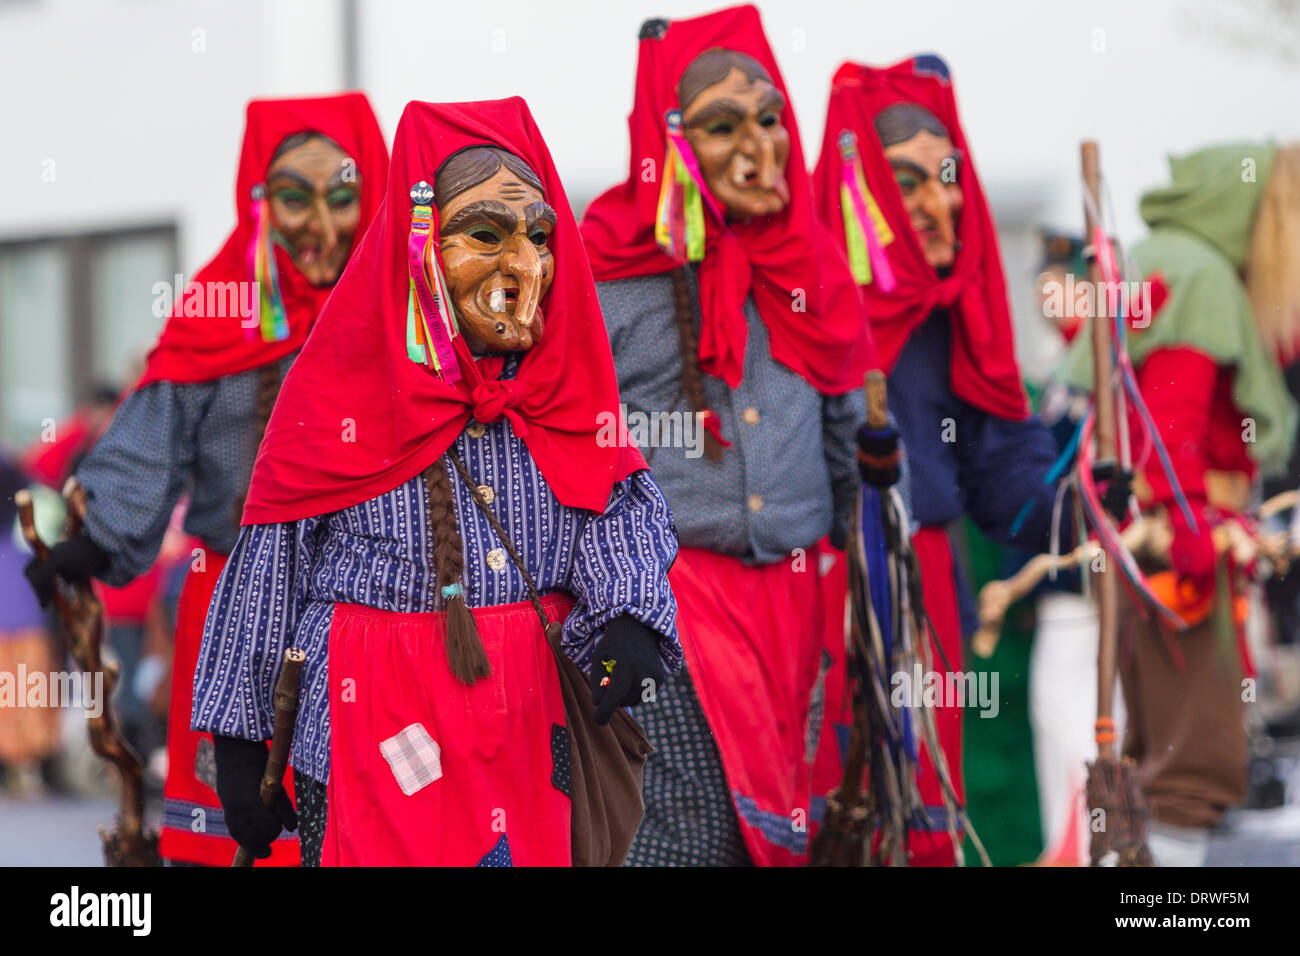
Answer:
[812,57,1030,420]
[579,4,877,395]
[136,92,389,387]
[240,97,646,525]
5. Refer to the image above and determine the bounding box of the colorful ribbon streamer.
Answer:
[406,181,461,384]
[655,110,721,262]
[246,185,290,343]
[837,131,896,292]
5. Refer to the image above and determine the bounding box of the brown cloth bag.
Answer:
[544,621,653,866]
[445,448,653,866]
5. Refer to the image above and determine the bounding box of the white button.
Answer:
[486,548,507,571]
[476,484,495,504]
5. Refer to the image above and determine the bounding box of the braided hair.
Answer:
[421,458,490,684]
[669,266,724,462]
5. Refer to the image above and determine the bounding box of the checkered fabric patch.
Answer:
[379,723,443,795]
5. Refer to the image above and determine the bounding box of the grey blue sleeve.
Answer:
[76,381,211,585]
[191,518,321,741]
[822,389,865,550]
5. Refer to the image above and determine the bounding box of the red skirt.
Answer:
[906,526,966,866]
[321,594,573,866]
[671,546,824,866]
[159,552,300,866]
[809,539,853,838]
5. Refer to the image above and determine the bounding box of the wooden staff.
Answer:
[1081,141,1123,764]
[16,479,159,866]
[1079,142,1152,866]
[232,647,306,867]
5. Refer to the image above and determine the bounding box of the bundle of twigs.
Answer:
[811,479,991,867]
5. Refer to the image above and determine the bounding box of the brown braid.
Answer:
[669,266,724,462]
[421,458,490,684]
[232,361,286,526]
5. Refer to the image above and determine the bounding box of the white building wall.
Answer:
[1,0,1296,388]
[0,0,346,271]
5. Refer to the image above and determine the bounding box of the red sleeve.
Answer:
[1136,346,1216,509]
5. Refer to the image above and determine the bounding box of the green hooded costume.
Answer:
[1057,141,1297,476]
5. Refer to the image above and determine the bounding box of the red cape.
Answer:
[812,58,1029,420]
[136,92,389,387]
[241,97,645,525]
[579,4,877,395]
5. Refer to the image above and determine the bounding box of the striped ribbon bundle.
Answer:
[837,131,896,292]
[246,185,290,343]
[654,109,720,262]
[405,182,461,384]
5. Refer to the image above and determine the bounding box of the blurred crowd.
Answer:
[0,380,197,801]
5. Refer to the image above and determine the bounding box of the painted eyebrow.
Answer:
[756,89,786,113]
[267,169,314,191]
[524,202,557,232]
[441,200,517,237]
[684,99,747,129]
[889,158,933,182]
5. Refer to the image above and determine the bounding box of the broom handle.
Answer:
[864,370,888,431]
[232,648,306,867]
[833,369,888,803]
[1082,141,1121,760]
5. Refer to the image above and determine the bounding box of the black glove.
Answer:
[23,534,110,608]
[856,423,901,489]
[589,615,666,726]
[1091,461,1134,523]
[213,734,297,859]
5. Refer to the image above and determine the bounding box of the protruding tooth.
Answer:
[489,288,506,314]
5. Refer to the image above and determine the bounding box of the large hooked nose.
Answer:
[308,192,340,253]
[919,180,957,248]
[737,121,778,190]
[501,232,543,328]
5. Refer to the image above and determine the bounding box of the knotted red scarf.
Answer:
[579,4,877,395]
[241,97,644,524]
[137,92,389,387]
[812,58,1030,420]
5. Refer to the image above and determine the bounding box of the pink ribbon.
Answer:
[408,223,460,384]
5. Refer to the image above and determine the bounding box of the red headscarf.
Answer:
[240,98,646,525]
[580,4,877,395]
[136,92,389,387]
[812,57,1030,421]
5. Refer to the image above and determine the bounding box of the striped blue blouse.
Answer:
[190,414,681,784]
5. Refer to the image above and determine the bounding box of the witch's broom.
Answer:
[1080,141,1152,867]
[809,372,892,867]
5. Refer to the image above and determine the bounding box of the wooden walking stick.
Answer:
[16,479,160,866]
[231,647,306,867]
[1080,142,1152,866]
